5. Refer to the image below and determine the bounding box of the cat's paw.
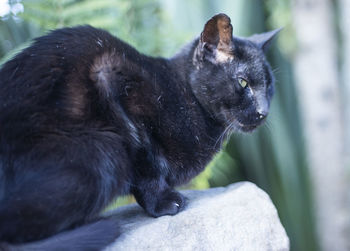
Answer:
[150,190,187,218]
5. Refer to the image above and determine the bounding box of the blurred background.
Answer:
[0,0,349,250]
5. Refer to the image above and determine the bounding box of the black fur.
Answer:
[0,14,278,250]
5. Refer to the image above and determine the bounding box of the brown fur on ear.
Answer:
[201,13,233,54]
[196,13,234,64]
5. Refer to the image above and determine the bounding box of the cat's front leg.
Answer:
[132,177,187,217]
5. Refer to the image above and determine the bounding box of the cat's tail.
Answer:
[0,217,120,251]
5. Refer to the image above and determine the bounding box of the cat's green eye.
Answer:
[238,78,248,88]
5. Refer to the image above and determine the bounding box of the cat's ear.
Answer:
[248,28,282,52]
[196,13,234,64]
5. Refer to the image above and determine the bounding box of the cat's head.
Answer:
[190,13,280,132]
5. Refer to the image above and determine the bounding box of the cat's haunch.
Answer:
[0,13,278,250]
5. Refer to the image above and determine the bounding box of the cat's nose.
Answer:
[256,110,268,120]
[255,99,269,121]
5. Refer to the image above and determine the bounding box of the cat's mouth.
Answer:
[234,120,262,132]
[237,122,259,132]
[219,109,266,132]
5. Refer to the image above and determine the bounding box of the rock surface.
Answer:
[104,182,289,251]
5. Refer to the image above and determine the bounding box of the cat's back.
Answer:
[0,26,143,126]
[0,25,120,89]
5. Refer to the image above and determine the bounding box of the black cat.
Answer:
[0,14,279,250]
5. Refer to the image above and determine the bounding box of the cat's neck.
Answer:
[168,38,199,85]
[167,38,225,146]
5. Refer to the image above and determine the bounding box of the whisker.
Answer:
[214,119,235,149]
[272,67,280,74]
[262,120,272,134]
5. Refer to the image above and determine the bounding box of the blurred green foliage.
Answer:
[0,0,317,250]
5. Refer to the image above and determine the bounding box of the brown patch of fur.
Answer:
[65,76,88,118]
[123,80,158,117]
[90,52,121,97]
